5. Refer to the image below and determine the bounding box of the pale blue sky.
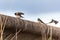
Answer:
[0,0,60,24]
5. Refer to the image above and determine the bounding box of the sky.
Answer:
[0,0,60,27]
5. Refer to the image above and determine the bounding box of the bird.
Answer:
[14,12,24,19]
[49,19,58,24]
[37,18,44,24]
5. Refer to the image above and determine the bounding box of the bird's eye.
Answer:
[15,13,16,15]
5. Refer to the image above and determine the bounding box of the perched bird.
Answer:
[37,18,44,24]
[14,12,24,19]
[49,19,58,24]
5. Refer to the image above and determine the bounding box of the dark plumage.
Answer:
[14,12,24,18]
[15,12,24,15]
[49,19,58,24]
[38,18,44,24]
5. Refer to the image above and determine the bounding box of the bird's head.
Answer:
[14,12,24,16]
